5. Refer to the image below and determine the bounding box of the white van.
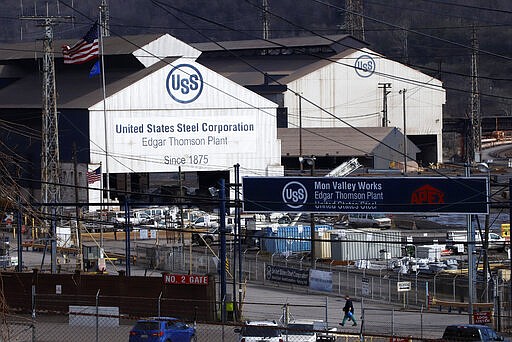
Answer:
[446,231,506,254]
[144,207,169,221]
[113,211,152,226]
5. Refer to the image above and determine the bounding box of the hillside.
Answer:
[1,0,511,122]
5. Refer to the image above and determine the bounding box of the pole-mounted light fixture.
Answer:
[299,156,316,166]
[299,156,316,268]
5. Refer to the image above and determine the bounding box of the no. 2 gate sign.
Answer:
[163,273,209,285]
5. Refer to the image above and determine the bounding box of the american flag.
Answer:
[62,22,99,65]
[87,166,101,184]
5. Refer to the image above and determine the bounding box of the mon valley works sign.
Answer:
[242,177,488,214]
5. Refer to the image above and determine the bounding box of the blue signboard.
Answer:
[242,177,488,214]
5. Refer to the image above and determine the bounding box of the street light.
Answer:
[464,164,476,323]
[299,156,316,267]
[465,162,491,324]
[477,162,491,303]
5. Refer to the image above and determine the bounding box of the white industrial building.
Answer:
[195,36,445,169]
[0,32,445,205]
[281,48,445,164]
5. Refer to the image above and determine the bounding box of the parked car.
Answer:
[129,317,196,342]
[192,225,234,246]
[347,213,391,228]
[234,320,283,342]
[442,324,508,341]
[284,319,336,342]
[190,215,220,229]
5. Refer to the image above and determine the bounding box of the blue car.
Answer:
[129,317,196,342]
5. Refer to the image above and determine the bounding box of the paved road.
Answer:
[8,232,506,341]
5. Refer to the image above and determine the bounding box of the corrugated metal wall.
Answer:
[262,225,333,254]
[329,229,402,261]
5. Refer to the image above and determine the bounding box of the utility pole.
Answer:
[219,179,227,322]
[466,165,476,324]
[234,164,243,321]
[262,0,270,40]
[99,0,110,37]
[72,144,84,272]
[344,0,365,40]
[399,89,407,173]
[21,10,71,273]
[378,83,391,127]
[470,25,481,164]
[299,156,316,268]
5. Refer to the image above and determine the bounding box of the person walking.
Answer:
[340,295,357,327]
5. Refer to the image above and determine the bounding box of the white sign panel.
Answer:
[108,114,257,170]
[397,281,411,292]
[361,277,370,296]
[309,269,333,292]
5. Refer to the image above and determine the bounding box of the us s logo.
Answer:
[166,64,204,103]
[354,55,375,78]
[282,181,308,209]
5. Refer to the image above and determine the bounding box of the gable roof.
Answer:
[191,34,365,54]
[193,35,367,86]
[0,34,165,61]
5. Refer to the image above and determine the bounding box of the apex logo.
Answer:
[411,184,445,204]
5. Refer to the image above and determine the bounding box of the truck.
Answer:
[191,225,234,246]
[113,210,152,227]
[446,230,506,254]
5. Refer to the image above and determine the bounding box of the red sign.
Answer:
[411,184,445,204]
[163,274,209,285]
[473,311,492,324]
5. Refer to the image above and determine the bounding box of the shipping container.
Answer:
[330,229,402,261]
[263,225,332,254]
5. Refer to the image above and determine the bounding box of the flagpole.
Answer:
[99,8,109,252]
[99,10,110,209]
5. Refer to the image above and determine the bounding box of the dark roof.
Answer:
[191,34,365,54]
[0,58,175,109]
[0,34,165,61]
[194,35,366,86]
[278,127,397,157]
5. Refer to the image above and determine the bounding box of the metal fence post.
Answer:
[256,251,260,281]
[246,257,250,281]
[388,278,391,303]
[96,289,100,342]
[420,304,424,339]
[262,261,265,285]
[391,307,395,338]
[158,291,162,317]
[415,273,418,304]
[338,271,341,295]
[354,274,357,296]
[325,297,328,326]
[371,277,374,300]
[379,270,382,300]
[31,284,36,319]
[359,303,365,342]
[346,265,349,289]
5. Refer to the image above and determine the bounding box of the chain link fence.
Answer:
[4,289,501,341]
[6,314,444,342]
